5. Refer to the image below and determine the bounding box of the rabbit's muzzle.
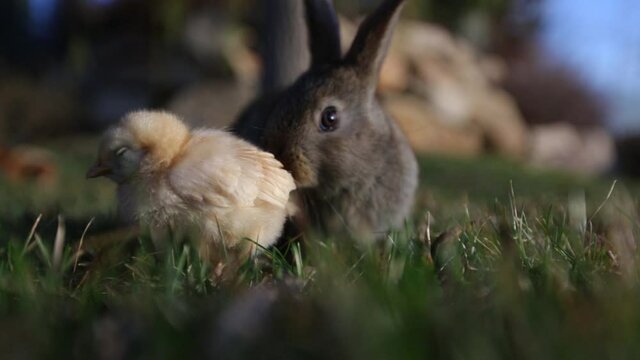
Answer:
[266,136,318,188]
[281,147,318,188]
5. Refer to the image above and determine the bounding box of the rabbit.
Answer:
[233,0,418,240]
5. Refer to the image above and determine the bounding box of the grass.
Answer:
[1,136,640,359]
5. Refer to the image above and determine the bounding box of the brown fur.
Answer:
[233,0,417,240]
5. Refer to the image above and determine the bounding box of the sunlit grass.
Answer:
[0,138,639,359]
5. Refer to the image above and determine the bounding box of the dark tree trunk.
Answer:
[259,0,310,94]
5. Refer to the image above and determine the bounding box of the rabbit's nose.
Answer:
[267,138,296,172]
[264,134,287,158]
[274,145,294,170]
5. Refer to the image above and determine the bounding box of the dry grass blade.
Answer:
[73,217,95,273]
[589,180,618,222]
[293,242,304,277]
[53,215,66,271]
[23,214,43,254]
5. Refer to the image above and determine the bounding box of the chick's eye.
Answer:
[319,106,339,132]
[115,147,128,157]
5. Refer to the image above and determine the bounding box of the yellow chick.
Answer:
[87,110,296,264]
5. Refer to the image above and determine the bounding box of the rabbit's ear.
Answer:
[344,0,405,89]
[304,0,342,67]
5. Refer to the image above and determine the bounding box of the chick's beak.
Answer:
[86,163,112,179]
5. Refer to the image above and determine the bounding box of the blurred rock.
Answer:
[413,61,472,127]
[0,77,76,142]
[223,31,261,85]
[184,13,232,69]
[401,22,459,67]
[479,55,508,84]
[529,123,615,175]
[210,285,280,356]
[81,35,202,129]
[377,20,529,158]
[378,41,409,93]
[384,95,483,156]
[168,81,254,129]
[0,145,57,183]
[472,89,528,158]
[338,16,358,55]
[184,13,260,85]
[403,22,490,92]
[0,318,43,359]
[166,15,259,130]
[205,282,347,360]
[73,311,145,360]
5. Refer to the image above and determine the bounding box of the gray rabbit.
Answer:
[234,0,418,240]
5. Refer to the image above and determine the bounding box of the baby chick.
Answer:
[87,110,296,264]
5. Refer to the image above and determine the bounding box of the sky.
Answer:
[539,0,640,133]
[28,0,58,38]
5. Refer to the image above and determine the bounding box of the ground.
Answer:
[0,136,639,359]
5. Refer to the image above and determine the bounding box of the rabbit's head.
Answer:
[261,0,407,189]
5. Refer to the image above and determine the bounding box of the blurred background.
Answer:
[0,0,639,182]
[2,3,640,357]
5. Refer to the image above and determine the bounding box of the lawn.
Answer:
[0,136,639,359]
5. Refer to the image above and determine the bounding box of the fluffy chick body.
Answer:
[89,111,296,261]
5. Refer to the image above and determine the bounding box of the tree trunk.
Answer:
[259,0,310,94]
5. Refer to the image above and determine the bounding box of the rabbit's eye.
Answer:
[320,106,339,132]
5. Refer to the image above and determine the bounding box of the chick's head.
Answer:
[87,111,190,184]
[87,126,145,184]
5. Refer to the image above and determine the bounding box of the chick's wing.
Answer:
[236,145,296,209]
[168,130,295,209]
